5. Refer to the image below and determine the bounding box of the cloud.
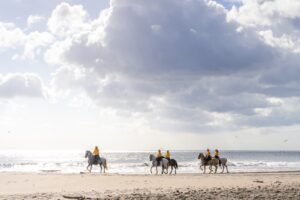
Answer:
[0,21,54,60]
[23,31,55,60]
[27,15,46,28]
[0,73,46,98]
[40,0,300,132]
[0,22,26,48]
[227,0,300,52]
[45,0,281,131]
[47,2,90,38]
[60,0,276,75]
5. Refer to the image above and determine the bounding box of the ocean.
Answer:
[0,150,299,174]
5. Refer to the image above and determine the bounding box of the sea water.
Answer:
[0,150,299,174]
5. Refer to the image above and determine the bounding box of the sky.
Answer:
[1,0,300,151]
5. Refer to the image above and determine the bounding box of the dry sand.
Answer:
[0,171,299,199]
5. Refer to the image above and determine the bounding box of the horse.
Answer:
[149,154,169,174]
[198,153,228,174]
[85,150,108,173]
[167,159,178,174]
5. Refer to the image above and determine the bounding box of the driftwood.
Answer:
[62,195,87,200]
[253,180,264,183]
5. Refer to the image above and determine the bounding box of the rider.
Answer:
[156,149,163,165]
[205,148,211,164]
[214,149,221,166]
[93,146,100,163]
[165,150,171,161]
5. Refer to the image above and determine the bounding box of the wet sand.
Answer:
[0,171,299,199]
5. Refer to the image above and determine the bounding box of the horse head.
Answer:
[85,150,91,158]
[149,154,155,161]
[198,153,204,160]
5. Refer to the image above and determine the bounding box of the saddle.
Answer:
[204,156,212,165]
[93,156,102,164]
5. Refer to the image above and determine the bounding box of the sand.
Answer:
[0,171,299,199]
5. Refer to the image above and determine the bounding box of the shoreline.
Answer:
[0,171,300,199]
[1,169,300,175]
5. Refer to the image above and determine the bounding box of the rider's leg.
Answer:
[156,157,160,166]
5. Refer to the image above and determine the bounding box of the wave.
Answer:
[1,151,300,174]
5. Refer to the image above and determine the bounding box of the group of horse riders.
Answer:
[89,146,225,174]
[155,149,221,165]
[155,149,171,165]
[91,146,172,164]
[91,146,220,165]
[91,146,171,162]
[204,148,221,165]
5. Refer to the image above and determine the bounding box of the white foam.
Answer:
[1,150,300,174]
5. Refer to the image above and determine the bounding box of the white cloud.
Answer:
[27,15,46,28]
[0,73,46,98]
[0,22,26,48]
[47,2,90,38]
[0,21,54,60]
[23,31,55,60]
[227,0,300,52]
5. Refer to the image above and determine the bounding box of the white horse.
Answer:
[85,150,108,173]
[149,154,169,174]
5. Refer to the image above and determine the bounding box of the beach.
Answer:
[0,171,299,199]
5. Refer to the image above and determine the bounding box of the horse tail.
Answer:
[223,158,227,166]
[175,161,178,169]
[104,160,108,169]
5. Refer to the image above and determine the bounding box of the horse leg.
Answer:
[150,166,153,174]
[226,165,229,173]
[170,166,173,175]
[215,165,217,174]
[90,165,93,173]
[203,166,206,174]
[100,164,102,173]
[156,166,158,175]
[165,165,169,174]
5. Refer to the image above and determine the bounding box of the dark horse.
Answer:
[167,159,178,174]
